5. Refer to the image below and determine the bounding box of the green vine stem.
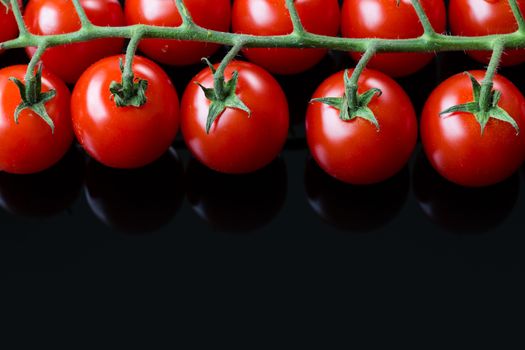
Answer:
[2,0,525,53]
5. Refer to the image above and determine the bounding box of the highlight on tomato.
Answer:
[421,70,525,187]
[306,69,418,185]
[232,0,340,75]
[181,60,289,174]
[125,0,231,66]
[0,64,73,174]
[0,0,21,55]
[71,55,180,169]
[449,0,525,66]
[341,0,446,77]
[24,0,125,84]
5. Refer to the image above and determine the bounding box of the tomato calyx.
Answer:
[109,58,148,108]
[440,72,519,135]
[9,64,56,133]
[196,59,251,134]
[311,69,382,130]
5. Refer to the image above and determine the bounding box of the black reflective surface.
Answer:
[1,45,525,276]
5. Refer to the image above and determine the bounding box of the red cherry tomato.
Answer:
[232,0,340,75]
[306,69,418,184]
[125,0,231,66]
[0,1,21,55]
[181,60,289,174]
[71,55,180,169]
[341,0,446,77]
[24,0,125,84]
[421,71,525,187]
[0,65,73,174]
[449,0,525,66]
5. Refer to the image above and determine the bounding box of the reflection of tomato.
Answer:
[306,69,417,184]
[449,0,525,66]
[342,0,446,77]
[72,55,180,169]
[232,0,340,75]
[0,65,73,174]
[125,0,231,66]
[0,1,21,55]
[181,61,289,174]
[186,157,287,233]
[421,71,525,187]
[85,149,185,234]
[305,156,409,232]
[413,151,519,233]
[0,147,84,217]
[24,0,125,83]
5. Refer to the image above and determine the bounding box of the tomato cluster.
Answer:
[1,0,525,189]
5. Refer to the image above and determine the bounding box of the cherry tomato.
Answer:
[232,0,340,75]
[0,1,21,55]
[306,69,418,184]
[125,0,231,66]
[0,65,73,174]
[341,0,446,77]
[71,55,180,169]
[421,71,525,187]
[449,0,525,66]
[24,0,125,84]
[181,60,289,174]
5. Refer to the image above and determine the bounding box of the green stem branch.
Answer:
[347,43,377,106]
[213,41,244,97]
[410,0,436,37]
[508,0,525,33]
[479,40,504,112]
[9,0,28,36]
[285,0,305,35]
[71,0,92,28]
[174,0,195,27]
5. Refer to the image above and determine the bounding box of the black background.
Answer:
[1,1,524,340]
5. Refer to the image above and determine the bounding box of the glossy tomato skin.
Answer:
[342,0,446,77]
[0,1,21,55]
[449,0,525,66]
[72,55,180,169]
[306,69,418,185]
[0,65,73,174]
[24,0,125,84]
[421,71,525,187]
[232,0,340,75]
[181,60,289,174]
[125,0,231,66]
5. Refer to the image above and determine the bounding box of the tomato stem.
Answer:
[479,41,504,113]
[508,0,525,33]
[347,43,377,108]
[8,0,27,37]
[410,0,437,38]
[71,0,93,28]
[285,0,306,35]
[174,0,196,28]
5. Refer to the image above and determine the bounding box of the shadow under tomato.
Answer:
[413,151,519,234]
[186,157,287,233]
[84,149,185,234]
[0,146,85,218]
[304,156,409,233]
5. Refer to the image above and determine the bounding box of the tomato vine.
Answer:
[1,0,525,130]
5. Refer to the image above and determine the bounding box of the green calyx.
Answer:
[311,69,382,130]
[440,72,519,135]
[197,59,250,134]
[9,64,56,133]
[109,58,148,108]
